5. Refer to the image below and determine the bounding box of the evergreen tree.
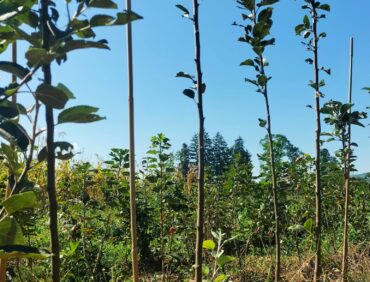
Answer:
[177,143,191,177]
[189,132,212,165]
[210,132,232,176]
[231,137,252,165]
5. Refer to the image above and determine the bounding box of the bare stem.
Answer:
[193,0,205,281]
[41,1,61,280]
[341,36,353,282]
[311,3,322,281]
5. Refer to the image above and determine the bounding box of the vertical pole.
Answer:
[0,41,18,282]
[341,36,353,282]
[41,1,61,280]
[312,5,322,281]
[193,0,205,281]
[126,0,139,281]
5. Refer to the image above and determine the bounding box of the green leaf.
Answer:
[288,224,305,233]
[258,7,273,23]
[4,83,19,96]
[202,265,209,276]
[238,0,255,11]
[303,15,310,29]
[202,239,215,250]
[61,241,80,257]
[261,38,275,46]
[216,255,235,267]
[304,218,313,232]
[182,89,195,99]
[175,4,190,16]
[25,48,56,67]
[16,10,39,28]
[295,24,305,35]
[176,71,195,81]
[37,141,74,162]
[258,74,268,86]
[245,78,258,86]
[35,83,69,109]
[0,217,25,246]
[111,11,143,25]
[0,62,29,80]
[0,5,23,21]
[253,21,271,39]
[240,59,255,67]
[0,245,51,259]
[318,4,330,11]
[90,11,143,27]
[59,40,110,54]
[0,121,29,151]
[0,101,19,119]
[2,190,40,215]
[88,0,118,9]
[71,19,90,30]
[200,83,206,94]
[258,0,279,6]
[214,274,227,282]
[258,118,267,127]
[305,58,313,64]
[58,105,105,124]
[90,14,115,27]
[76,27,96,39]
[37,146,47,162]
[57,83,75,99]
[0,142,19,172]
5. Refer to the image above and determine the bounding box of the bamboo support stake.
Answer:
[126,0,139,281]
[341,36,353,282]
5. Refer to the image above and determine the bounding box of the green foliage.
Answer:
[0,0,142,269]
[321,100,367,172]
[2,190,40,214]
[0,131,367,280]
[58,105,105,124]
[202,240,216,250]
[202,230,237,281]
[0,1,368,281]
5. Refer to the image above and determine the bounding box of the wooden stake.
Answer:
[341,36,353,282]
[126,0,139,281]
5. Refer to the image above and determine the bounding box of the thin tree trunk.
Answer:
[126,0,139,280]
[312,6,322,281]
[41,1,61,281]
[193,0,205,281]
[160,146,165,282]
[341,37,353,282]
[0,40,18,282]
[263,91,281,281]
[256,13,280,274]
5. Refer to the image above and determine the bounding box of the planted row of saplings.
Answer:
[0,0,368,282]
[176,0,368,281]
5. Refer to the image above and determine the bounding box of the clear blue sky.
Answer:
[3,1,370,173]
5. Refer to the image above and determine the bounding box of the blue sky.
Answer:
[2,1,370,173]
